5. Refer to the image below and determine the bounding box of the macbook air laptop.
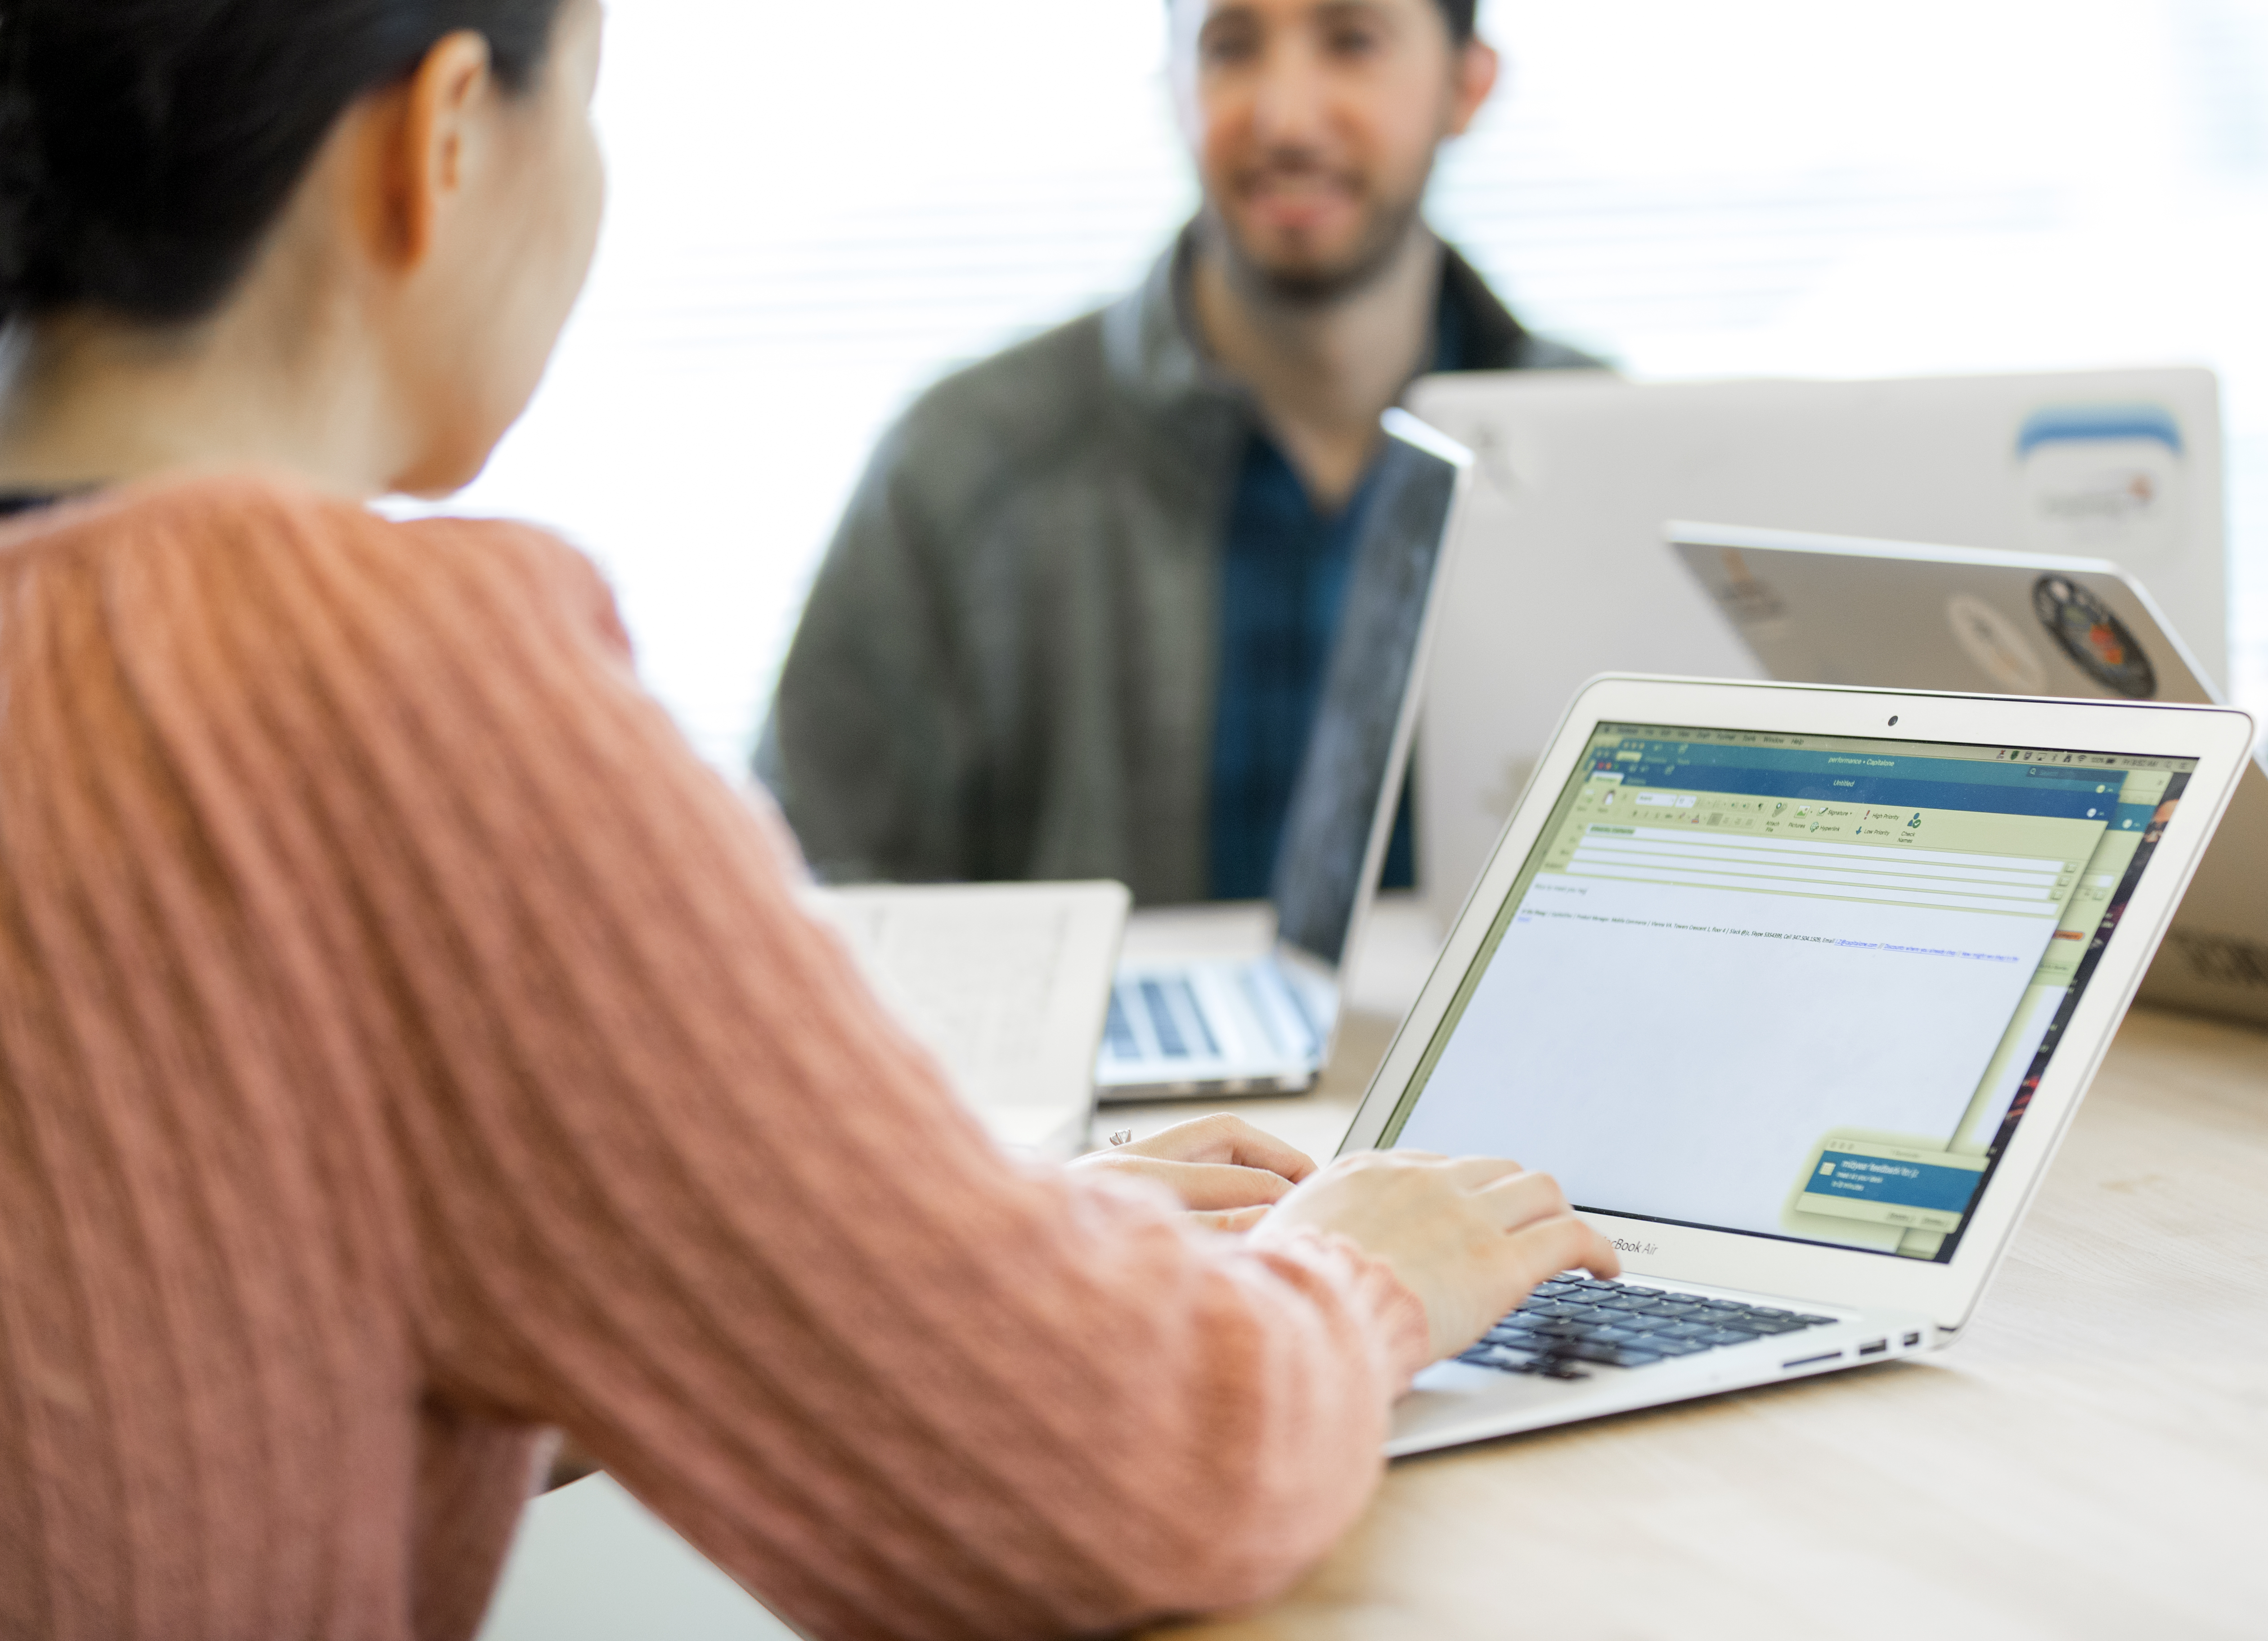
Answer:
[1402,368,2227,929]
[1670,521,2268,1030]
[804,880,1128,1161]
[1096,410,1473,1101]
[1341,675,2252,1456]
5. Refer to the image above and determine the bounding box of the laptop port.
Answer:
[1780,1350,1842,1369]
[1858,1339,1887,1357]
[1902,1331,1922,1348]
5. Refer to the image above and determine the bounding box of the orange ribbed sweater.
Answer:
[0,477,1429,1641]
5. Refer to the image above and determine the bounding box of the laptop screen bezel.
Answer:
[1338,675,2254,1334]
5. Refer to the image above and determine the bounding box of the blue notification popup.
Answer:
[1810,1154,1983,1215]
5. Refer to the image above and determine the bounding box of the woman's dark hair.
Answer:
[0,0,571,327]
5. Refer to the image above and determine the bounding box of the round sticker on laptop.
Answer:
[2031,575,2157,698]
[1945,593,2048,692]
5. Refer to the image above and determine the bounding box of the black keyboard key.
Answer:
[1460,1344,1536,1369]
[1564,1341,1663,1368]
[1461,1342,1576,1377]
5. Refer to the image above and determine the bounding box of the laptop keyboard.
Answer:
[1103,977,1220,1063]
[1102,966,1323,1069]
[1457,1276,1838,1380]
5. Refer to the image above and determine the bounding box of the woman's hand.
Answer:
[1069,1113,1318,1231]
[1254,1150,1620,1361]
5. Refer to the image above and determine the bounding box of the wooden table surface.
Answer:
[1129,996,2268,1641]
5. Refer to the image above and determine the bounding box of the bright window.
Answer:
[438,0,2268,768]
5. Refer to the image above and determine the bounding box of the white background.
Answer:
[436,0,2268,770]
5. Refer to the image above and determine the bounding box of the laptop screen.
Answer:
[1271,430,1460,968]
[1376,721,2198,1264]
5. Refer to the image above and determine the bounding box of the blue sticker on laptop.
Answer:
[2031,575,2156,699]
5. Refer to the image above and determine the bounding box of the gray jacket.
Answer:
[756,229,1600,904]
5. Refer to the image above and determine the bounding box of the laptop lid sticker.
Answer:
[2033,574,2157,698]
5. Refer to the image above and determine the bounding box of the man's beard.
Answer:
[1204,183,1429,308]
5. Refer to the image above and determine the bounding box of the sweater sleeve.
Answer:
[129,484,1430,1640]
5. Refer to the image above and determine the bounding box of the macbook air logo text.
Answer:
[1612,1238,1659,1257]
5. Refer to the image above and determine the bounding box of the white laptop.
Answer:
[804,880,1128,1161]
[1342,675,2251,1457]
[1670,521,2268,1030]
[1096,411,1473,1101]
[1402,368,2228,929]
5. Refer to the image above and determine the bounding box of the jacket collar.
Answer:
[1440,239,1534,370]
[1100,225,1247,454]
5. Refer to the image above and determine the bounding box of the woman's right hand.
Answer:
[1253,1151,1620,1363]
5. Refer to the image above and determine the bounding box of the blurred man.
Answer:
[759,0,1598,903]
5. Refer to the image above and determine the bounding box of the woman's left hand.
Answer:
[1068,1113,1319,1232]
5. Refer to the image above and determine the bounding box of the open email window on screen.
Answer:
[1391,729,2155,1259]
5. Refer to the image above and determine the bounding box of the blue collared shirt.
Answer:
[1205,297,1472,901]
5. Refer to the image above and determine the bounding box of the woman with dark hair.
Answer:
[0,4,1613,1637]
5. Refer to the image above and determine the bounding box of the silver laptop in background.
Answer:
[1343,676,2253,1457]
[1403,368,2228,932]
[1096,411,1473,1101]
[1670,521,2268,1029]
